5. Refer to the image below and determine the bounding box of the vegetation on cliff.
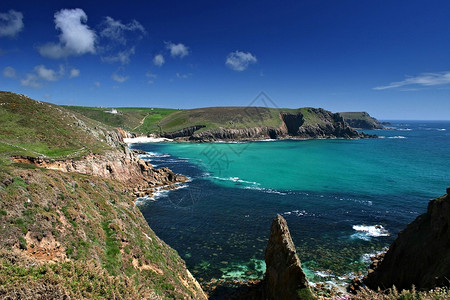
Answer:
[0,91,206,299]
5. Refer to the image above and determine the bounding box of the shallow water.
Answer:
[132,121,450,285]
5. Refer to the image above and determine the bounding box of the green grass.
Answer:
[62,105,177,134]
[0,91,112,163]
[156,106,335,134]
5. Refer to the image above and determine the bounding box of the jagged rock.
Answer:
[264,214,315,300]
[363,189,450,291]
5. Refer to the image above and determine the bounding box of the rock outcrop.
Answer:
[363,189,450,291]
[340,112,385,129]
[12,145,187,198]
[264,215,315,300]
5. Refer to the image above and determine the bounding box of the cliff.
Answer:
[0,91,206,299]
[159,107,371,142]
[362,188,450,291]
[339,112,385,129]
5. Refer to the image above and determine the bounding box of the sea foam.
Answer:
[352,225,390,240]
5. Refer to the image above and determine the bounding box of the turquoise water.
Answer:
[132,121,449,285]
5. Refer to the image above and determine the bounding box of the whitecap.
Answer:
[282,209,314,217]
[244,186,287,195]
[388,136,406,139]
[352,224,390,238]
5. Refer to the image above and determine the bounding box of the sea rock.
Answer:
[363,189,450,291]
[264,214,315,300]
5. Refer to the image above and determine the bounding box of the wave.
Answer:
[212,176,259,186]
[244,186,287,195]
[135,183,189,205]
[351,224,390,240]
[282,209,315,217]
[388,136,406,139]
[361,250,387,264]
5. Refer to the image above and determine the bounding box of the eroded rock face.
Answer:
[264,214,315,300]
[363,189,450,291]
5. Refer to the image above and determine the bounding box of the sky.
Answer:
[1,0,450,120]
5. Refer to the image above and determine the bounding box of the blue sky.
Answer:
[1,0,450,120]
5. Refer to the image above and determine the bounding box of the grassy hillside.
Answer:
[0,92,113,163]
[157,106,332,134]
[63,105,177,134]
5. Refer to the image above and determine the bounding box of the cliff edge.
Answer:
[363,188,450,291]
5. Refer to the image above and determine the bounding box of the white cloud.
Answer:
[70,68,80,78]
[225,51,257,71]
[99,17,145,65]
[2,66,16,78]
[20,65,64,88]
[102,47,135,64]
[111,72,128,83]
[100,16,145,45]
[34,64,64,81]
[374,71,450,90]
[153,54,165,66]
[20,74,41,88]
[146,72,157,84]
[165,42,189,58]
[94,81,101,87]
[176,72,192,79]
[0,10,24,38]
[38,8,96,59]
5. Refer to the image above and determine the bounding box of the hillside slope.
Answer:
[0,91,206,299]
[63,105,176,135]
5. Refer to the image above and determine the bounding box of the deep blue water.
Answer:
[130,121,450,285]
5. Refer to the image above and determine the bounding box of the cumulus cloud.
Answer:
[20,65,65,88]
[111,72,128,83]
[38,8,96,59]
[225,51,257,71]
[165,42,189,58]
[34,64,64,81]
[0,10,24,38]
[70,68,80,78]
[2,66,16,78]
[153,54,165,66]
[374,71,450,90]
[21,74,41,88]
[100,16,145,45]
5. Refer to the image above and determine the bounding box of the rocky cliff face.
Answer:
[190,126,285,142]
[363,189,450,291]
[12,148,187,199]
[162,108,369,142]
[163,125,206,139]
[264,215,315,300]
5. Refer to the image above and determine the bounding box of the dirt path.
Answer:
[133,113,150,131]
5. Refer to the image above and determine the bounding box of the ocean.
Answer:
[130,121,450,286]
